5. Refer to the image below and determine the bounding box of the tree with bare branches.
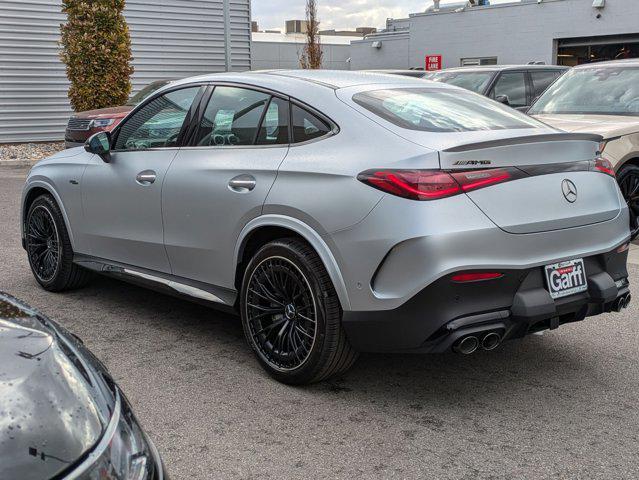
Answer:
[300,0,323,69]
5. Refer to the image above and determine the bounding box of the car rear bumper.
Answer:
[342,245,630,353]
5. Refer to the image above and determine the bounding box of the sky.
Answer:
[252,0,511,31]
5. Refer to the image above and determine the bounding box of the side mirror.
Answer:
[495,95,511,106]
[85,132,111,163]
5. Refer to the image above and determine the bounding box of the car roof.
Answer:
[171,69,447,91]
[435,64,569,73]
[573,58,639,69]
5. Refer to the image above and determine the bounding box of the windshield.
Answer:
[529,67,639,116]
[353,88,542,133]
[428,71,494,93]
[127,80,172,106]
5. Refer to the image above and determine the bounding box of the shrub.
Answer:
[60,0,134,112]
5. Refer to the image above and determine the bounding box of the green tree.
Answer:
[60,0,134,112]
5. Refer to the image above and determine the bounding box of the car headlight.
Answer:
[92,119,115,128]
[70,391,159,480]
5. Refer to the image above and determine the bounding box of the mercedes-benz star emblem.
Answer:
[562,179,578,203]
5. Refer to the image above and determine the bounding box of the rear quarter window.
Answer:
[353,88,542,132]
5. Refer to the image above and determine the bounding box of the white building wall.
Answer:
[350,33,410,70]
[251,33,352,70]
[350,0,639,70]
[0,0,252,143]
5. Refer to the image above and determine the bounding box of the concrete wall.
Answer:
[350,0,639,70]
[350,33,411,70]
[252,41,351,70]
[0,0,252,143]
[408,0,639,69]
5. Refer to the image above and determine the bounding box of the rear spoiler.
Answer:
[443,133,603,153]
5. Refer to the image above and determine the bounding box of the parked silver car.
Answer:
[21,71,631,384]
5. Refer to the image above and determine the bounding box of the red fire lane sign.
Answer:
[425,55,442,71]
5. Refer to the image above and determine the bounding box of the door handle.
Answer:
[228,174,256,193]
[136,170,157,186]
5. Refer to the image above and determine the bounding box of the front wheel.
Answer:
[617,163,639,240]
[240,238,358,385]
[25,194,92,292]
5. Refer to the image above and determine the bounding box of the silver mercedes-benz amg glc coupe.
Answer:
[22,70,631,384]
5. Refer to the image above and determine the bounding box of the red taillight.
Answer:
[451,272,504,283]
[357,170,461,200]
[357,168,517,201]
[593,157,615,177]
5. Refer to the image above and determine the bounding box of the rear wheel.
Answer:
[26,194,92,292]
[617,163,639,239]
[240,238,358,384]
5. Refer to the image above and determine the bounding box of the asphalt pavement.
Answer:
[1,165,638,479]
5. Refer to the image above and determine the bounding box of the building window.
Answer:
[460,57,498,66]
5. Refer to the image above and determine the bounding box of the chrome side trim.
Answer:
[123,269,226,305]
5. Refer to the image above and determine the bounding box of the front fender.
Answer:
[21,178,76,250]
[235,215,351,310]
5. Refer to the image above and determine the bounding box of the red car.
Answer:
[64,80,172,148]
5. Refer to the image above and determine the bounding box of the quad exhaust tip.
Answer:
[613,293,632,313]
[453,332,503,355]
[481,332,502,351]
[453,336,479,355]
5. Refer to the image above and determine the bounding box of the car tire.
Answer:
[617,163,639,238]
[240,238,358,385]
[25,194,92,292]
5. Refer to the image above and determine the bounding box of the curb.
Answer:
[0,160,35,167]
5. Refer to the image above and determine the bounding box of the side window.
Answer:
[491,72,527,108]
[256,97,290,145]
[114,87,200,150]
[194,87,270,146]
[291,104,331,143]
[530,70,562,99]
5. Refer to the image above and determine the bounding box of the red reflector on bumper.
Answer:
[451,272,504,283]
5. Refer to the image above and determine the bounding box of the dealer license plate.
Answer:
[544,259,587,299]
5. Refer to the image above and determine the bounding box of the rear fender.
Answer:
[235,215,351,310]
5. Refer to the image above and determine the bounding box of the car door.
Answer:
[81,85,203,272]
[489,71,529,111]
[162,85,290,288]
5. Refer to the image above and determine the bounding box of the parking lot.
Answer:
[1,164,638,479]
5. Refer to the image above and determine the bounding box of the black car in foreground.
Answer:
[0,293,165,480]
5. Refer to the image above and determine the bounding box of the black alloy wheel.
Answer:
[240,238,358,384]
[617,164,639,240]
[26,205,61,283]
[25,194,92,292]
[245,256,318,371]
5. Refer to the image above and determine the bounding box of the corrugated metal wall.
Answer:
[0,0,251,144]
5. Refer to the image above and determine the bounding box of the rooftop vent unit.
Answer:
[592,0,605,8]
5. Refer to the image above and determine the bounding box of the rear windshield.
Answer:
[353,88,542,132]
[428,71,494,93]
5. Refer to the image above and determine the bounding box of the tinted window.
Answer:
[115,87,200,150]
[126,80,172,106]
[429,71,494,93]
[530,70,562,99]
[529,67,639,116]
[256,97,290,145]
[195,87,270,146]
[352,88,542,132]
[291,104,331,143]
[491,72,527,108]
